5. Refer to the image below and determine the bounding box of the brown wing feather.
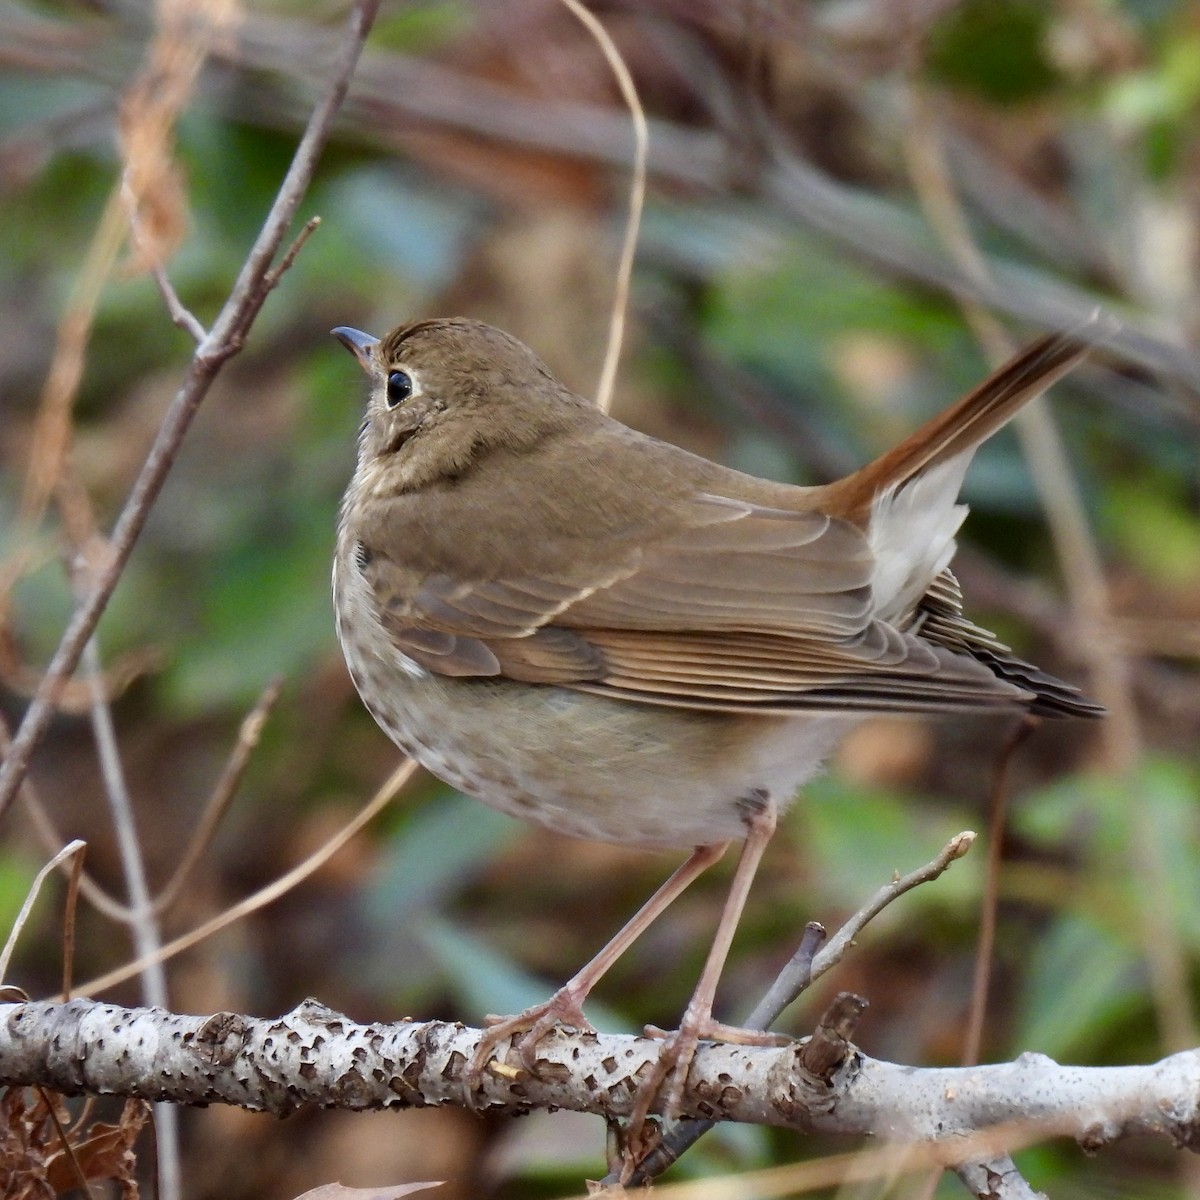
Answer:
[558,502,873,636]
[359,486,878,676]
[573,621,1033,712]
[913,571,1104,718]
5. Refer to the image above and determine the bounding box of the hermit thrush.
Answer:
[331,317,1100,1142]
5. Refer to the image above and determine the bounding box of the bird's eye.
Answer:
[386,370,413,408]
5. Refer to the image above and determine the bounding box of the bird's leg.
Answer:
[623,792,783,1170]
[465,842,728,1096]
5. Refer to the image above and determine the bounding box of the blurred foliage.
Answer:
[927,0,1060,105]
[1,0,1199,1197]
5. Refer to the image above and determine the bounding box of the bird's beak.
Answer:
[332,326,380,373]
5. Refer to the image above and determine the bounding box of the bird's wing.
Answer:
[359,490,864,670]
[571,570,1101,716]
[355,489,1044,713]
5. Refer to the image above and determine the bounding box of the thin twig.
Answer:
[151,262,206,342]
[77,759,414,997]
[0,840,86,983]
[262,215,321,292]
[809,830,976,984]
[742,919,827,1029]
[152,678,284,917]
[559,0,647,415]
[82,636,165,1005]
[39,1090,99,1200]
[962,718,1038,1068]
[82,632,178,1200]
[60,842,85,1002]
[0,0,382,821]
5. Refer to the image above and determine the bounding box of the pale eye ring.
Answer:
[386,370,413,407]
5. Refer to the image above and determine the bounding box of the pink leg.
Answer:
[625,794,781,1156]
[467,842,728,1091]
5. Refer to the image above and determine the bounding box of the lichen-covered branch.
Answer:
[2,997,1198,1175]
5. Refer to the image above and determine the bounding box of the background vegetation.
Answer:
[2,0,1200,1196]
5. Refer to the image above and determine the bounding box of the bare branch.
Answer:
[0,0,382,821]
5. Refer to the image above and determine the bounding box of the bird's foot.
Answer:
[464,988,596,1103]
[618,1012,788,1182]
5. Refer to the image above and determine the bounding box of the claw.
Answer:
[463,989,596,1106]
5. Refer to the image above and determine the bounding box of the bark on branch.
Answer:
[2,997,1198,1174]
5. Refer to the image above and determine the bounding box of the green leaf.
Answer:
[0,851,40,940]
[1014,912,1142,1060]
[926,0,1059,105]
[364,790,523,921]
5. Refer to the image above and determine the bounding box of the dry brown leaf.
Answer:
[44,1099,149,1193]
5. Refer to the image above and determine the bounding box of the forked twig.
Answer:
[613,830,976,1186]
[0,0,382,821]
